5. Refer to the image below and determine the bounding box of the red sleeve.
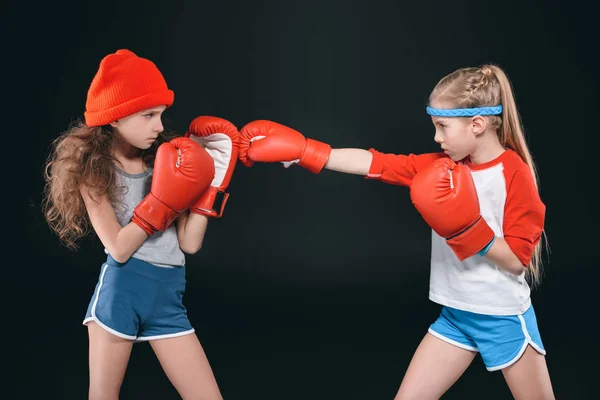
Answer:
[365,149,446,186]
[503,169,546,267]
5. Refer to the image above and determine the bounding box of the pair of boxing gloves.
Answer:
[131,116,240,236]
[132,117,494,261]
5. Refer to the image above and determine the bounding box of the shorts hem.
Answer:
[427,327,479,352]
[82,316,137,341]
[486,313,547,371]
[134,328,195,343]
[486,341,546,371]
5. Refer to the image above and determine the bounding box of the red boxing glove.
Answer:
[185,116,240,218]
[409,157,495,261]
[132,137,215,235]
[238,120,331,174]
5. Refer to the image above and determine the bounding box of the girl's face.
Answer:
[110,105,167,150]
[429,101,477,162]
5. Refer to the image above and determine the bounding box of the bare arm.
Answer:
[324,148,373,175]
[484,237,527,275]
[80,186,148,263]
[176,211,209,254]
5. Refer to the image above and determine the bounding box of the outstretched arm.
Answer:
[324,148,373,175]
[238,120,444,185]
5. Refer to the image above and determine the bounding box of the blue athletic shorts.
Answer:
[428,305,546,371]
[83,255,194,342]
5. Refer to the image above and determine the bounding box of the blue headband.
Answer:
[426,105,503,117]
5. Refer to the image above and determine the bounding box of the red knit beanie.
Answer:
[84,49,174,127]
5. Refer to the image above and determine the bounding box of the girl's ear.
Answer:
[471,116,486,136]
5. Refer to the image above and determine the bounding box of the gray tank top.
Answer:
[112,167,185,268]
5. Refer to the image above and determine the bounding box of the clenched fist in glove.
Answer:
[185,116,240,218]
[409,157,496,261]
[132,137,215,236]
[238,120,331,174]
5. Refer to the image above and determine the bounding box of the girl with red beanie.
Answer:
[42,49,237,400]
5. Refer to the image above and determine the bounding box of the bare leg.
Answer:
[88,322,134,400]
[394,333,477,400]
[502,345,555,400]
[150,333,223,400]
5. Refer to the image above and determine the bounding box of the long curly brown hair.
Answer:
[42,118,179,250]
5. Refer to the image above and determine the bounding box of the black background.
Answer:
[14,0,598,398]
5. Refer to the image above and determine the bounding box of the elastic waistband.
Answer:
[105,254,186,283]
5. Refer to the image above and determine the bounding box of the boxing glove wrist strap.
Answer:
[299,138,332,174]
[446,216,495,261]
[132,195,178,234]
[190,186,229,218]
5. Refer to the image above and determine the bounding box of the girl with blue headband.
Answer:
[238,64,554,399]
